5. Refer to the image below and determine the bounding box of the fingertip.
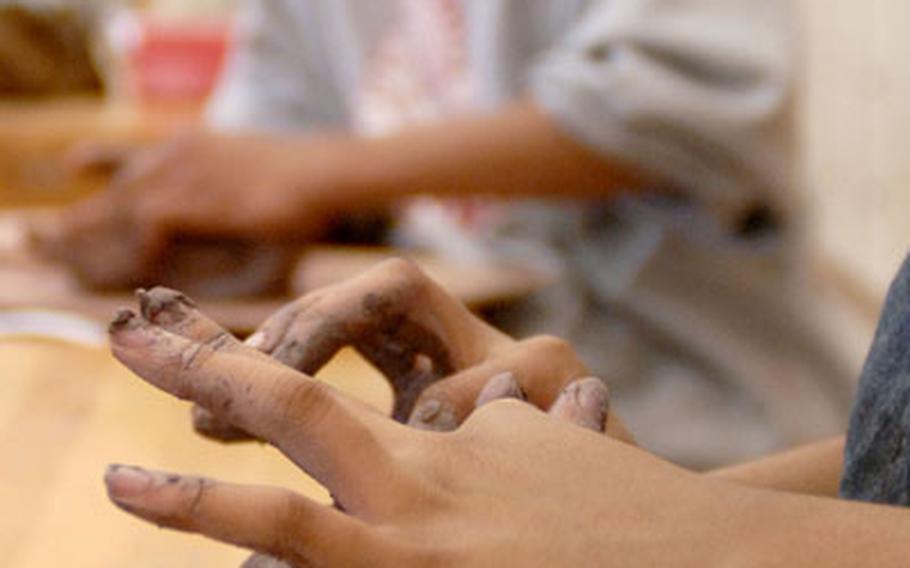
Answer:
[475,371,526,407]
[135,288,156,321]
[244,331,266,350]
[104,464,155,502]
[108,308,152,348]
[408,398,459,432]
[109,308,138,332]
[576,377,610,418]
[136,286,197,325]
[549,377,610,433]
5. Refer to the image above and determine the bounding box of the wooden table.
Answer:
[0,337,390,567]
[0,98,197,208]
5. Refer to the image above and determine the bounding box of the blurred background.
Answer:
[0,0,908,565]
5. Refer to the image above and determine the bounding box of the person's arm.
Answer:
[331,101,650,207]
[709,436,845,497]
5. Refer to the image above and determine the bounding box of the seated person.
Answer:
[44,0,851,466]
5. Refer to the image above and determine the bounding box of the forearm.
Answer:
[708,436,845,497]
[329,101,649,208]
[734,483,910,567]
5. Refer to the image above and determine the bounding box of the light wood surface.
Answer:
[0,337,391,567]
[0,98,196,208]
[0,99,547,565]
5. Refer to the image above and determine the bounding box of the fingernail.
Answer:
[577,378,610,421]
[408,399,458,432]
[108,309,155,348]
[108,308,138,333]
[137,287,194,324]
[551,378,609,432]
[105,464,154,501]
[475,371,525,406]
[414,399,441,422]
[245,331,265,350]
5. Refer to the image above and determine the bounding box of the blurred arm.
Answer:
[336,0,793,218]
[334,101,649,208]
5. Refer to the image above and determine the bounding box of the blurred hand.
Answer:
[32,131,358,289]
[105,294,773,567]
[187,258,631,442]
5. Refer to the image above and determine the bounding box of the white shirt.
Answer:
[206,1,854,466]
[208,0,794,227]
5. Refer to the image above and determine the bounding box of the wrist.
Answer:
[318,134,408,211]
[279,134,393,227]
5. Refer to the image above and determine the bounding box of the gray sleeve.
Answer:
[530,0,794,223]
[206,0,349,133]
[841,253,910,506]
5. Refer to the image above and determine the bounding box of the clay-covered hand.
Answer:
[105,296,780,567]
[31,131,355,289]
[189,258,628,441]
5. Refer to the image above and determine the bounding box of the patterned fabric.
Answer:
[356,0,472,135]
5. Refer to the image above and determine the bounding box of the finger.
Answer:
[104,465,377,567]
[137,286,281,366]
[249,259,468,421]
[605,412,637,444]
[135,286,280,443]
[109,309,406,510]
[240,553,293,568]
[474,372,526,407]
[409,336,587,431]
[547,378,609,433]
[136,286,231,345]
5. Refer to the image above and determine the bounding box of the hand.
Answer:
[104,293,789,567]
[189,258,630,442]
[32,131,358,289]
[128,285,614,568]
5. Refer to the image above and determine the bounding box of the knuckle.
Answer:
[375,257,423,280]
[270,378,335,433]
[160,476,212,531]
[524,334,574,358]
[268,496,315,562]
[253,298,308,353]
[521,335,586,375]
[203,330,234,353]
[373,258,432,297]
[185,477,211,518]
